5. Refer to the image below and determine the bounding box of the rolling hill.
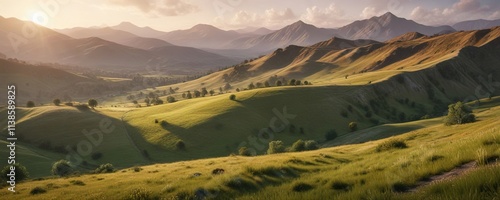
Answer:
[56,27,173,50]
[453,19,500,31]
[111,22,167,38]
[0,16,237,72]
[335,12,456,41]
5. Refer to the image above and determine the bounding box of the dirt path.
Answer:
[407,161,483,192]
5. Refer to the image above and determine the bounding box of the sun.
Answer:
[31,11,49,26]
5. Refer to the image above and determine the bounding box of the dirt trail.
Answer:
[408,160,496,192]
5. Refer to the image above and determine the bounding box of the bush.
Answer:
[1,163,29,182]
[70,180,86,186]
[376,138,408,152]
[292,182,314,192]
[30,187,47,195]
[51,160,73,177]
[53,99,61,106]
[175,140,186,150]
[88,99,98,109]
[64,102,74,106]
[229,94,236,101]
[325,130,338,141]
[126,188,157,200]
[267,141,286,154]
[94,163,115,173]
[290,140,306,152]
[348,122,358,132]
[27,101,35,107]
[239,147,253,156]
[166,96,176,103]
[331,180,351,191]
[444,101,476,125]
[304,140,319,150]
[75,104,90,111]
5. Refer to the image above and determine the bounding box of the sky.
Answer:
[0,0,499,31]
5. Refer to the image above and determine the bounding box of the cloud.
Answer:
[302,4,348,27]
[216,8,297,28]
[410,0,495,25]
[107,0,198,16]
[360,7,378,19]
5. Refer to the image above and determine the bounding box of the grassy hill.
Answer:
[1,98,498,199]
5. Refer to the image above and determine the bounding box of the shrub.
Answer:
[126,188,157,200]
[229,94,236,101]
[175,140,186,150]
[304,140,319,150]
[376,138,408,152]
[53,99,61,106]
[166,96,176,103]
[267,141,286,154]
[444,101,476,125]
[1,163,29,182]
[239,147,253,156]
[27,101,35,107]
[290,140,306,152]
[348,122,358,132]
[331,180,351,191]
[64,102,74,106]
[325,130,337,141]
[94,163,115,173]
[30,187,47,195]
[292,182,314,192]
[91,152,103,160]
[51,160,73,177]
[75,104,90,111]
[70,180,86,186]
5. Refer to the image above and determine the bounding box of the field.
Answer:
[0,98,498,199]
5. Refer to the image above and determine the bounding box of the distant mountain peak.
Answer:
[116,21,139,27]
[380,12,396,18]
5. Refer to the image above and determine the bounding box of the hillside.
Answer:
[111,22,167,38]
[453,19,500,31]
[0,17,237,72]
[336,12,456,41]
[1,99,498,199]
[57,27,173,50]
[159,24,247,49]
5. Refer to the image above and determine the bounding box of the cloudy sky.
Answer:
[1,0,499,31]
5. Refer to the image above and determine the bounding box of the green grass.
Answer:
[0,102,498,199]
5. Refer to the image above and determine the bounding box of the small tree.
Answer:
[445,101,476,125]
[175,140,186,150]
[209,90,215,96]
[166,96,176,103]
[229,94,236,101]
[53,99,61,106]
[264,81,270,87]
[88,99,98,109]
[94,163,115,173]
[186,91,192,99]
[290,139,306,152]
[267,141,286,154]
[325,129,338,141]
[348,122,358,132]
[144,98,150,105]
[289,79,296,86]
[295,80,301,85]
[224,83,232,91]
[1,163,29,182]
[201,88,208,97]
[26,101,35,107]
[248,82,255,90]
[276,80,282,86]
[304,140,318,150]
[194,90,201,98]
[236,88,240,92]
[51,160,73,177]
[239,147,253,156]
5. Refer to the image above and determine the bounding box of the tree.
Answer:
[53,99,61,106]
[290,139,306,152]
[144,98,150,105]
[325,129,338,141]
[445,101,476,125]
[201,88,208,97]
[88,99,98,109]
[348,122,358,132]
[267,141,286,154]
[276,80,282,86]
[248,82,256,90]
[1,163,29,182]
[193,90,201,98]
[229,94,236,101]
[166,96,176,103]
[169,87,175,94]
[289,79,296,86]
[264,81,270,87]
[51,160,73,177]
[304,140,318,150]
[295,80,301,85]
[26,101,35,107]
[304,81,309,85]
[186,91,192,99]
[132,100,138,104]
[175,140,186,150]
[256,82,264,88]
[209,90,215,96]
[236,88,240,92]
[182,93,186,99]
[239,147,252,156]
[224,83,232,91]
